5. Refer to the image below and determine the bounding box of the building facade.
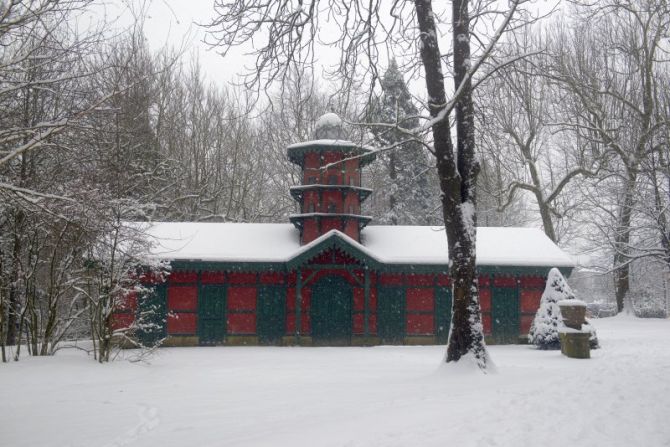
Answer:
[114,114,574,347]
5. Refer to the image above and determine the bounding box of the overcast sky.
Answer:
[99,0,562,90]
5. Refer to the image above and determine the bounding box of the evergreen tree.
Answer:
[529,268,599,349]
[367,60,439,225]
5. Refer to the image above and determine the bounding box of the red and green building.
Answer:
[114,113,574,347]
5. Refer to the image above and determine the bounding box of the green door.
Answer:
[257,286,286,345]
[492,286,519,344]
[199,285,226,345]
[136,284,167,347]
[377,286,405,344]
[310,276,352,345]
[435,286,452,344]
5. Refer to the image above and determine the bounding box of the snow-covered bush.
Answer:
[529,268,599,350]
[627,288,668,319]
[586,301,618,318]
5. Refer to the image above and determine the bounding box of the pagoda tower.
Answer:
[288,113,376,245]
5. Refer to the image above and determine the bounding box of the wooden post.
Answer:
[295,269,302,344]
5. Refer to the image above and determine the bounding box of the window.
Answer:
[328,175,338,185]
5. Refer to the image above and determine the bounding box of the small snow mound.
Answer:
[437,352,498,375]
[558,299,586,307]
[314,112,346,140]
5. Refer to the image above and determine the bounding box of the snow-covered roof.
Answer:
[144,222,574,268]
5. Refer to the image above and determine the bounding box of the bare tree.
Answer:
[546,1,670,312]
[476,27,599,242]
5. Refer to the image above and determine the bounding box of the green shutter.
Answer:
[377,286,405,344]
[492,286,520,344]
[435,286,452,344]
[198,285,226,345]
[257,286,286,345]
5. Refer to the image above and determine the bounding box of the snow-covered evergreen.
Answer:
[366,60,439,225]
[529,268,599,350]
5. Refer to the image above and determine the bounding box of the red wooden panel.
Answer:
[321,217,341,233]
[520,315,534,334]
[201,271,226,284]
[369,288,377,311]
[111,313,134,331]
[304,190,318,207]
[323,191,342,212]
[303,220,319,243]
[286,314,296,333]
[286,312,312,334]
[168,286,197,311]
[169,271,198,284]
[437,274,451,286]
[323,151,343,164]
[406,314,435,335]
[167,312,197,334]
[520,289,543,313]
[228,287,257,311]
[286,288,296,311]
[353,288,365,311]
[493,276,517,288]
[520,276,545,288]
[479,275,491,287]
[260,272,284,285]
[301,289,311,312]
[353,314,364,334]
[406,274,434,287]
[228,272,257,285]
[483,314,492,334]
[369,272,377,286]
[116,291,137,312]
[301,314,310,333]
[406,288,434,312]
[343,192,359,212]
[304,152,320,169]
[227,313,256,334]
[379,273,403,286]
[480,288,491,312]
[368,314,377,334]
[287,272,297,286]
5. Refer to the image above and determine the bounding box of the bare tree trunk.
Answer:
[415,0,487,367]
[613,174,637,312]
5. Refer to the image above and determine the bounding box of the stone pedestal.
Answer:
[559,331,591,359]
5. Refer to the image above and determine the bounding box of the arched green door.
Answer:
[310,275,353,346]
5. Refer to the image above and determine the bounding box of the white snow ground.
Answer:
[2,314,669,447]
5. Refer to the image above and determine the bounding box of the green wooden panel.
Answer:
[492,287,519,344]
[377,286,405,344]
[257,286,286,345]
[435,287,452,344]
[136,284,167,347]
[310,276,352,345]
[198,285,226,345]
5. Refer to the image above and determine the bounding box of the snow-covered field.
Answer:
[2,314,669,447]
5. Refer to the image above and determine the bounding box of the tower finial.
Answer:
[314,112,346,140]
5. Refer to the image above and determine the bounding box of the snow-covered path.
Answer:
[2,315,669,447]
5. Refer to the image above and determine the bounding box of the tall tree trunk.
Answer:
[613,174,636,312]
[415,0,487,368]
